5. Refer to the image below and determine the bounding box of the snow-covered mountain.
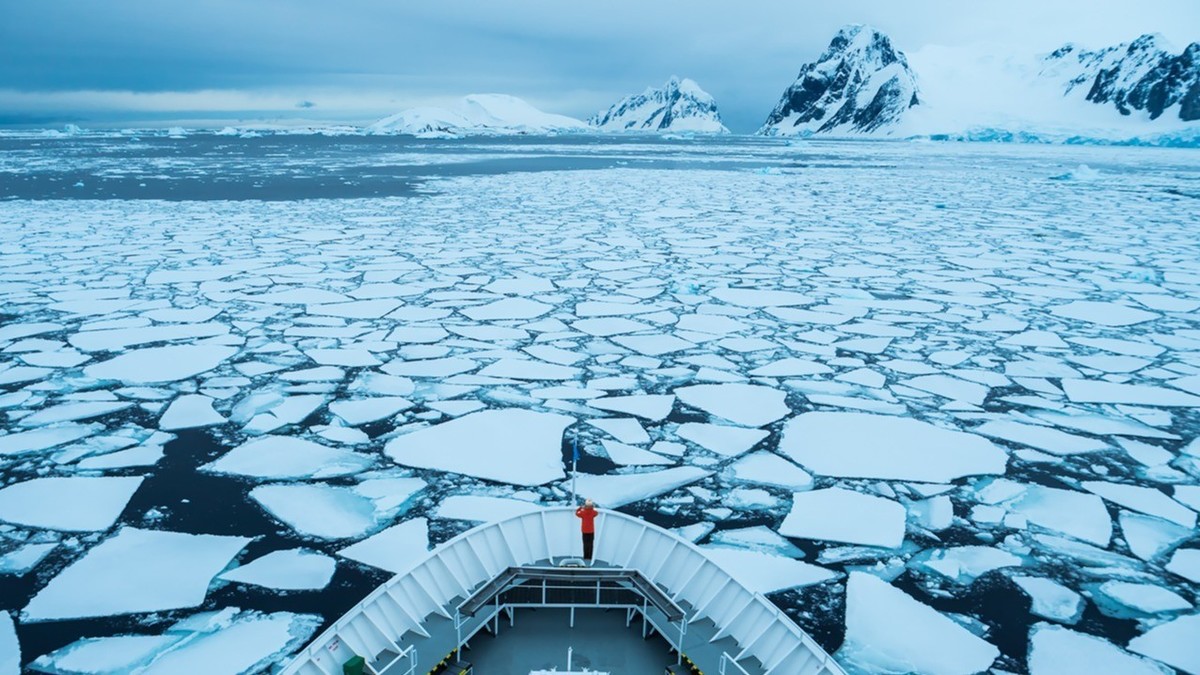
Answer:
[590,77,728,133]
[761,25,1198,143]
[1042,35,1199,122]
[759,25,919,136]
[368,94,587,137]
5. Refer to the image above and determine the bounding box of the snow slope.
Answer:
[761,24,918,136]
[368,94,587,137]
[590,77,728,133]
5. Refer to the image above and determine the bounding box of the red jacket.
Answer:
[575,506,597,533]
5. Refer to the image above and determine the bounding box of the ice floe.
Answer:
[1082,481,1196,528]
[158,394,226,430]
[1128,614,1200,674]
[218,549,336,591]
[1011,576,1085,624]
[780,488,906,548]
[385,409,572,485]
[24,527,250,621]
[676,423,767,457]
[338,517,429,573]
[837,571,999,675]
[573,467,710,508]
[250,479,423,539]
[83,345,239,384]
[203,436,374,480]
[433,495,544,522]
[780,412,1007,482]
[1027,623,1165,675]
[700,546,836,594]
[0,476,143,531]
[674,383,789,427]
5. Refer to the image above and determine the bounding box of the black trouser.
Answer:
[582,532,594,560]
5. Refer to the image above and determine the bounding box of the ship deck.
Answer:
[374,560,764,674]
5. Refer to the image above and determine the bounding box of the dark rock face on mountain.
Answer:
[590,77,727,133]
[759,25,919,135]
[1045,35,1200,121]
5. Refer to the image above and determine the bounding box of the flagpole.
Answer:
[571,427,578,506]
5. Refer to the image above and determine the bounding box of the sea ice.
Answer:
[709,287,811,307]
[587,394,674,420]
[837,571,999,675]
[902,374,990,406]
[0,543,58,576]
[913,546,1022,584]
[573,467,711,508]
[461,297,551,320]
[203,436,374,480]
[23,527,251,621]
[304,348,380,367]
[1128,614,1200,675]
[1119,511,1192,561]
[1011,484,1113,546]
[338,517,429,574]
[0,476,143,531]
[1011,576,1084,624]
[779,412,1007,482]
[975,420,1108,455]
[611,334,693,356]
[434,495,544,522]
[218,549,336,591]
[0,423,99,456]
[674,383,789,427]
[83,345,239,384]
[1027,623,1164,675]
[137,610,321,675]
[33,634,177,674]
[477,359,581,380]
[1082,481,1196,528]
[699,546,836,594]
[600,440,673,466]
[1093,581,1192,616]
[17,401,133,427]
[1049,301,1159,327]
[250,483,404,540]
[385,409,573,485]
[727,451,813,490]
[0,612,15,675]
[676,423,767,457]
[1062,379,1200,407]
[707,525,803,558]
[780,488,906,548]
[328,396,414,425]
[158,394,226,430]
[586,417,649,444]
[1166,548,1200,583]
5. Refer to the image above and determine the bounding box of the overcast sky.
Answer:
[1,0,1196,131]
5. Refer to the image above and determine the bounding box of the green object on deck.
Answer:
[342,655,365,675]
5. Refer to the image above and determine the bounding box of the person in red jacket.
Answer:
[575,498,597,562]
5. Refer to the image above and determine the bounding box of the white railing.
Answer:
[280,507,846,675]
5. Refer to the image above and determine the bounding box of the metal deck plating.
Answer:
[281,508,846,675]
